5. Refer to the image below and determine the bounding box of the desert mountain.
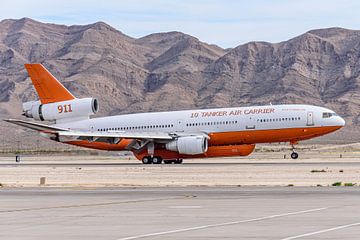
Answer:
[0,18,359,145]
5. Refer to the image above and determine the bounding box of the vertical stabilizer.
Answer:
[24,63,75,104]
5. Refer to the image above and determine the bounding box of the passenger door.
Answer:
[307,112,314,126]
[245,116,255,129]
[175,119,185,132]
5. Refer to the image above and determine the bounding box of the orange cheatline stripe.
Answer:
[24,63,75,104]
[207,125,342,145]
[63,126,341,160]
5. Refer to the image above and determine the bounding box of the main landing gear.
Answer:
[164,159,183,164]
[290,142,299,159]
[142,156,162,164]
[141,156,183,164]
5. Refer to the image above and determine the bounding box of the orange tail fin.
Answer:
[24,63,75,104]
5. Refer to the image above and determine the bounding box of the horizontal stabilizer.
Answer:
[4,119,209,143]
[4,119,68,132]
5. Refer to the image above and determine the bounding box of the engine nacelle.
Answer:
[22,98,99,121]
[166,136,208,155]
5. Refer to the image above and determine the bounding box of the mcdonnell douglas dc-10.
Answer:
[5,64,345,164]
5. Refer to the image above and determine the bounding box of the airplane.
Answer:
[5,64,345,164]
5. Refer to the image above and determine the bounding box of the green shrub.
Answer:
[332,182,342,186]
[311,169,326,173]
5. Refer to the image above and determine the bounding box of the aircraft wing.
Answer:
[57,130,175,140]
[4,119,209,152]
[4,119,200,141]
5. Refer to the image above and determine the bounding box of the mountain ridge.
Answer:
[0,18,359,142]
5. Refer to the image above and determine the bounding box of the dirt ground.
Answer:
[1,144,360,187]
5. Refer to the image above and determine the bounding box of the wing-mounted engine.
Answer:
[165,136,208,155]
[22,98,99,122]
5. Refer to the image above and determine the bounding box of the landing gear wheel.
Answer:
[152,156,163,164]
[291,152,299,159]
[164,160,173,164]
[289,141,299,160]
[174,159,183,164]
[142,156,153,164]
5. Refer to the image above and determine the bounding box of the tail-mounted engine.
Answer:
[22,98,99,122]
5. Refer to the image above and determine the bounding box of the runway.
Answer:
[1,187,360,239]
[2,161,360,167]
[1,154,360,187]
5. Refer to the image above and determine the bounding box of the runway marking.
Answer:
[168,205,202,209]
[0,196,190,214]
[117,207,328,240]
[281,222,360,240]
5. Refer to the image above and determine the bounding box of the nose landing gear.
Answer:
[291,152,299,159]
[290,141,299,159]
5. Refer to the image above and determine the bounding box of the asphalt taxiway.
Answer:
[1,187,360,240]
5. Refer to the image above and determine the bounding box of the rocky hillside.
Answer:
[0,18,359,144]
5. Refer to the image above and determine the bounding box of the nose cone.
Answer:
[337,116,346,127]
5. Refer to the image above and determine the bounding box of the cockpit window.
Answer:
[322,112,337,118]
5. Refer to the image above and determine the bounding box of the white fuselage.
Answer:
[55,104,345,142]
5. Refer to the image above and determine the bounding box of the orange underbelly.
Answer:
[63,126,340,153]
[208,126,341,145]
[133,144,255,160]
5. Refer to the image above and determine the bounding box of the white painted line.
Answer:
[281,222,360,240]
[117,207,328,240]
[168,206,202,209]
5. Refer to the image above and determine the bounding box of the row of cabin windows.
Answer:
[98,124,174,132]
[186,120,238,127]
[97,117,302,131]
[257,117,301,123]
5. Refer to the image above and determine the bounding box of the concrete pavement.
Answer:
[1,187,360,239]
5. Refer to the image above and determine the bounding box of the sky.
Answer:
[1,0,360,48]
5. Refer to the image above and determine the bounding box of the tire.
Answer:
[152,156,163,164]
[291,152,299,159]
[174,159,183,164]
[142,156,153,164]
